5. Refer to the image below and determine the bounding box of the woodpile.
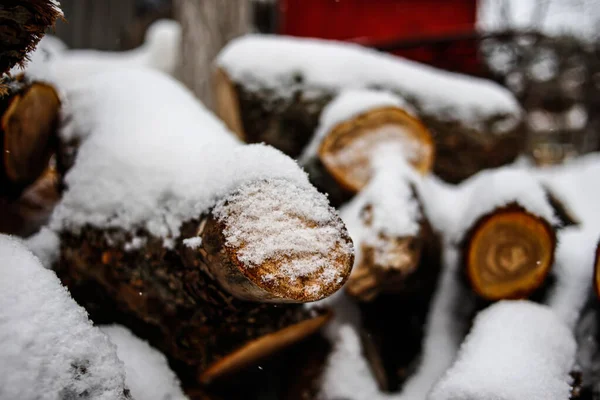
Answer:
[214,34,525,183]
[15,67,353,393]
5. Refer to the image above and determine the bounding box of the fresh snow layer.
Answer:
[101,325,188,400]
[340,154,421,266]
[450,167,557,242]
[217,35,521,131]
[547,227,598,329]
[428,301,576,400]
[45,67,312,240]
[0,235,129,400]
[213,178,352,291]
[300,89,415,163]
[23,226,60,268]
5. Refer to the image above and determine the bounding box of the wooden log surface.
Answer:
[0,0,62,82]
[462,203,556,301]
[214,36,525,183]
[0,78,61,236]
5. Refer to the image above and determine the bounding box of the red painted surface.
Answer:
[279,0,482,75]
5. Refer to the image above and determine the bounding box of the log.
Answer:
[0,0,62,84]
[459,170,558,301]
[215,34,525,182]
[300,89,434,206]
[338,152,442,392]
[0,77,61,236]
[43,68,353,384]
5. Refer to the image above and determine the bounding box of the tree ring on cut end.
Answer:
[213,67,244,140]
[201,179,354,303]
[465,206,555,301]
[318,106,434,193]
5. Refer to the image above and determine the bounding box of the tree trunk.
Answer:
[175,0,251,109]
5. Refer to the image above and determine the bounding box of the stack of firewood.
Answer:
[3,10,600,400]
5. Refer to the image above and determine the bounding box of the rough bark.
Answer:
[461,203,556,301]
[214,68,525,183]
[56,220,337,385]
[0,0,62,86]
[175,0,251,108]
[0,77,61,236]
[356,217,442,392]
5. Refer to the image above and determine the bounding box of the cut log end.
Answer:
[318,106,434,193]
[464,205,556,301]
[2,82,61,191]
[346,235,422,302]
[213,67,244,139]
[198,311,331,385]
[191,179,354,303]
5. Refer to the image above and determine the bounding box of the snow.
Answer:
[44,67,324,245]
[537,153,600,227]
[213,178,352,288]
[0,235,129,400]
[23,226,60,268]
[428,300,576,400]
[450,167,558,242]
[101,325,188,400]
[318,244,470,400]
[27,19,181,84]
[182,236,203,249]
[217,35,522,131]
[340,153,421,266]
[547,227,598,329]
[300,89,415,164]
[478,0,600,43]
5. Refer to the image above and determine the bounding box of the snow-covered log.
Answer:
[428,301,577,400]
[299,89,434,204]
[41,67,352,383]
[101,325,188,400]
[0,77,61,236]
[336,150,441,391]
[215,34,525,182]
[0,234,131,400]
[458,169,558,301]
[0,0,62,82]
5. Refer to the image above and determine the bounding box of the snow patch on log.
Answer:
[101,325,188,400]
[428,300,576,400]
[547,227,598,329]
[0,235,129,400]
[452,167,557,242]
[340,156,420,263]
[538,153,600,227]
[24,226,60,268]
[45,68,318,242]
[300,89,415,163]
[217,34,521,131]
[214,178,352,289]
